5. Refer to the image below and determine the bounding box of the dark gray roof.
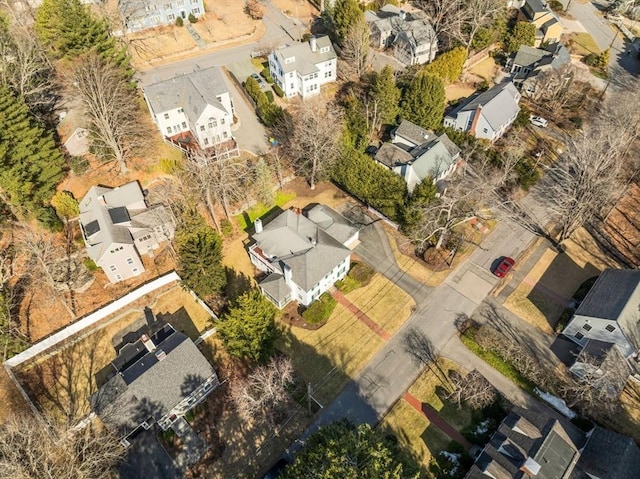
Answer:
[376,142,413,167]
[513,45,548,69]
[525,0,549,14]
[394,119,435,147]
[144,66,230,120]
[571,427,640,479]
[252,208,352,291]
[455,82,520,132]
[575,269,640,320]
[92,327,216,437]
[108,206,130,224]
[410,134,460,179]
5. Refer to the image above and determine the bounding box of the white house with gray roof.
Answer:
[507,43,571,97]
[142,66,236,152]
[268,36,337,99]
[248,205,359,309]
[118,0,205,33]
[365,5,438,66]
[91,323,219,446]
[444,82,521,142]
[562,269,640,373]
[79,181,175,283]
[375,120,461,192]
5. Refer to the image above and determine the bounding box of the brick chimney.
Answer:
[469,104,483,136]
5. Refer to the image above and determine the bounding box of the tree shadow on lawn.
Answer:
[224,267,253,303]
[526,253,599,331]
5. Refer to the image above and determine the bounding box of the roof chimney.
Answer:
[154,349,167,361]
[310,36,317,53]
[140,334,156,353]
[283,264,292,285]
[255,218,263,234]
[469,104,483,137]
[520,457,541,477]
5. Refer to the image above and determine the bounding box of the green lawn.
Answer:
[234,191,297,230]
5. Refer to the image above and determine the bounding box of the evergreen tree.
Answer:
[35,0,130,73]
[0,85,64,223]
[175,212,227,298]
[283,419,418,479]
[217,289,278,364]
[504,21,536,54]
[401,72,445,131]
[333,0,363,43]
[342,94,369,151]
[369,65,401,126]
[423,47,467,85]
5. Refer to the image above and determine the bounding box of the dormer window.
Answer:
[285,56,295,64]
[320,46,330,54]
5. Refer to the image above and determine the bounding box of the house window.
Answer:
[181,121,187,129]
[166,127,172,134]
[164,113,170,119]
[605,324,616,333]
[290,83,294,89]
[220,118,225,125]
[574,332,585,340]
[223,131,228,138]
[165,3,171,9]
[193,7,200,13]
[132,267,140,274]
[109,265,117,272]
[115,274,123,281]
[178,107,183,113]
[320,46,330,53]
[126,257,134,265]
[483,128,488,133]
[200,125,205,131]
[177,0,184,5]
[204,138,209,145]
[325,71,331,78]
[582,323,592,331]
[216,96,222,102]
[167,13,175,20]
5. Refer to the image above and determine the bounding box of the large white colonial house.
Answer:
[79,181,175,283]
[142,66,237,154]
[118,0,205,33]
[268,36,337,99]
[248,205,359,308]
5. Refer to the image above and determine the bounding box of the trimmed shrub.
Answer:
[176,17,184,27]
[273,84,285,97]
[549,0,564,11]
[265,90,274,103]
[188,13,197,23]
[260,67,274,83]
[302,293,336,324]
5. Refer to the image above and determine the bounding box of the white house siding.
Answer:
[563,315,635,357]
[473,115,497,141]
[122,0,205,33]
[268,45,336,99]
[297,257,350,306]
[97,243,145,283]
[194,104,233,147]
[154,107,190,138]
[444,110,473,132]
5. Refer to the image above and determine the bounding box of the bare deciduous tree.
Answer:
[0,414,124,478]
[275,99,342,190]
[546,126,627,242]
[525,65,583,113]
[447,370,497,410]
[231,356,295,429]
[341,17,371,80]
[402,327,452,390]
[68,53,143,173]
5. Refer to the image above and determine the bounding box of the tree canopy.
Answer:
[217,289,278,363]
[401,72,445,130]
[423,47,467,85]
[504,21,536,54]
[175,211,227,298]
[0,85,65,224]
[369,65,401,127]
[333,0,364,43]
[283,419,419,479]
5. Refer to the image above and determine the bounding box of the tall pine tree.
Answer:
[0,85,64,223]
[401,72,445,131]
[369,65,401,127]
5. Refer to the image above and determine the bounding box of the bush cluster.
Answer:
[302,293,336,324]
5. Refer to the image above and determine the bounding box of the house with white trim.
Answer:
[375,120,461,192]
[79,181,175,283]
[143,66,237,153]
[268,36,337,99]
[248,205,359,309]
[444,82,521,142]
[118,0,205,33]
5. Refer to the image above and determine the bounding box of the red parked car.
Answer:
[493,257,515,278]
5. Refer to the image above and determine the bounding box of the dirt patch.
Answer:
[445,83,477,102]
[272,0,319,25]
[467,57,499,82]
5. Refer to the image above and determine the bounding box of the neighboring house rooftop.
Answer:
[451,82,521,133]
[92,324,217,438]
[375,143,414,168]
[394,119,436,147]
[272,36,336,75]
[571,426,640,479]
[144,66,230,121]
[525,0,549,14]
[574,269,640,321]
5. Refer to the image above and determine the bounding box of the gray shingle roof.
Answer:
[571,427,640,479]
[143,66,229,120]
[272,36,336,75]
[305,205,358,246]
[92,327,216,437]
[252,207,352,291]
[513,45,548,69]
[260,273,291,304]
[394,119,435,147]
[376,143,413,167]
[575,269,640,320]
[410,135,460,179]
[458,82,520,132]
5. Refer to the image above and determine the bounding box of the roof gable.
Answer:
[575,269,640,321]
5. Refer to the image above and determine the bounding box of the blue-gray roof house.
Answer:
[119,0,204,33]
